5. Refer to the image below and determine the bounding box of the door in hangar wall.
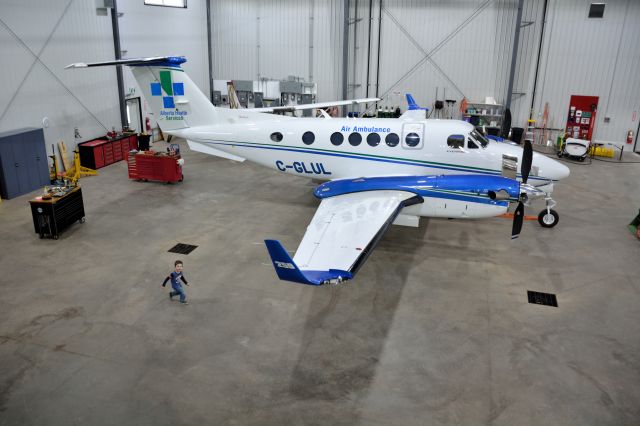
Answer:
[126,97,143,132]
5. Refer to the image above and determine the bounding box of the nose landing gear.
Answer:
[538,195,559,228]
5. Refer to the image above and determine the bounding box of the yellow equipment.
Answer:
[49,153,61,181]
[64,149,97,183]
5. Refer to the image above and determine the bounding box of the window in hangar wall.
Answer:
[145,0,187,8]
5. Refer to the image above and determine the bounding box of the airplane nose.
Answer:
[557,162,570,180]
[541,156,570,180]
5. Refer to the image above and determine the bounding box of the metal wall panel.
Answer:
[348,0,524,115]
[118,0,209,130]
[531,0,638,145]
[0,0,120,153]
[510,0,545,127]
[210,0,344,102]
[607,0,640,150]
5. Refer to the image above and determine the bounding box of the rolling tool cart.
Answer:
[29,186,85,239]
[128,147,183,184]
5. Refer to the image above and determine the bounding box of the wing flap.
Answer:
[294,190,421,272]
[265,190,421,285]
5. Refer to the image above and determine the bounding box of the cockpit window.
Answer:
[467,138,479,149]
[447,135,465,149]
[470,130,489,148]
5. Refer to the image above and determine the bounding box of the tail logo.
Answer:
[150,70,184,109]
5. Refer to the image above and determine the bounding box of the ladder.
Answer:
[524,119,536,145]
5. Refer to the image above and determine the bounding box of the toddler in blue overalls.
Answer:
[162,260,190,304]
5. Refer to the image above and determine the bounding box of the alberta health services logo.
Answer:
[150,70,187,121]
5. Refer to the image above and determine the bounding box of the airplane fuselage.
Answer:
[185,117,565,182]
[181,115,569,220]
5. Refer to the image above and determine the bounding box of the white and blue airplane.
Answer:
[67,56,570,285]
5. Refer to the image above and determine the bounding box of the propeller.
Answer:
[511,140,533,239]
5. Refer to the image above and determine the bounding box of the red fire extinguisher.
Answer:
[145,117,152,133]
[627,130,634,144]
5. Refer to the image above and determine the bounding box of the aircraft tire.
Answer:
[538,209,559,228]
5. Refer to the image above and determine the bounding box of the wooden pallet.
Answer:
[58,140,71,172]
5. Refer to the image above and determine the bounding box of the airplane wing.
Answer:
[265,190,423,285]
[247,98,380,114]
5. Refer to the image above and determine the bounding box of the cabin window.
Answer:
[349,132,362,146]
[447,135,465,149]
[330,132,344,146]
[270,132,283,142]
[405,132,420,147]
[367,133,381,147]
[302,131,315,145]
[385,133,399,147]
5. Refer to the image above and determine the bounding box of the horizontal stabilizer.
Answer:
[66,56,186,69]
[264,240,352,286]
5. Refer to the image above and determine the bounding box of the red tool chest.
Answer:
[78,139,107,169]
[79,134,139,169]
[128,152,183,183]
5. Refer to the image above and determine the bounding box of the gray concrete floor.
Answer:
[1,139,639,425]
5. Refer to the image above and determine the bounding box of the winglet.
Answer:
[406,93,429,111]
[264,240,352,285]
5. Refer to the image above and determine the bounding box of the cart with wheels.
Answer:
[128,151,183,184]
[29,186,85,239]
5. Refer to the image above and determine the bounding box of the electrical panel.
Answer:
[254,92,264,108]
[212,91,221,105]
[234,80,253,92]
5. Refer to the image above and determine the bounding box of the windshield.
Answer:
[470,130,489,148]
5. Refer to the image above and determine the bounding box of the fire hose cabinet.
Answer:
[128,152,183,183]
[566,95,599,141]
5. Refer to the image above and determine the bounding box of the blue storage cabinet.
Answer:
[0,127,50,199]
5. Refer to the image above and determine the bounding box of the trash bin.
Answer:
[510,127,524,144]
[486,127,501,137]
[138,133,151,151]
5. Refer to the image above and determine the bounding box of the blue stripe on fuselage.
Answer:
[198,140,553,182]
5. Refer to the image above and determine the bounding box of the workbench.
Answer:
[29,186,85,239]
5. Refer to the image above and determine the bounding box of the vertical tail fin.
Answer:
[406,94,419,110]
[66,56,239,133]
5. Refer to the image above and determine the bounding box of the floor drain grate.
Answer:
[168,243,198,255]
[527,290,558,307]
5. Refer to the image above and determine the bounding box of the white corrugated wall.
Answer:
[2,1,638,149]
[210,0,345,101]
[118,0,209,130]
[348,0,523,113]
[531,0,640,147]
[0,0,120,153]
[509,0,545,128]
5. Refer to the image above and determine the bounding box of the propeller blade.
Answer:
[511,202,525,239]
[521,140,532,184]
